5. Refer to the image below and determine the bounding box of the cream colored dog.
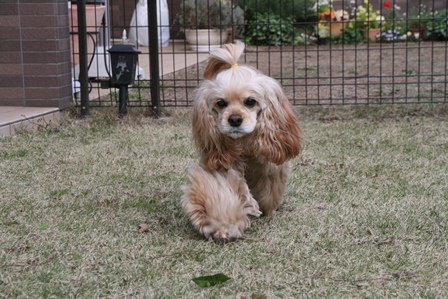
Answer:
[181,42,302,241]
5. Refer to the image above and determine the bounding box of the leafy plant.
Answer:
[381,1,405,33]
[192,273,231,287]
[332,26,364,44]
[317,21,329,38]
[240,0,316,23]
[312,0,333,19]
[406,4,433,30]
[351,0,384,29]
[425,8,448,40]
[244,12,300,46]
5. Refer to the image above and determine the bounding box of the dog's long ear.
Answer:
[203,42,245,80]
[192,89,242,170]
[253,79,302,165]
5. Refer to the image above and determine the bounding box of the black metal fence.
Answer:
[70,0,448,111]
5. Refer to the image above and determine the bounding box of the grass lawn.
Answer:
[1,104,447,298]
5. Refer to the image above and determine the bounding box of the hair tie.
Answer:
[230,63,238,68]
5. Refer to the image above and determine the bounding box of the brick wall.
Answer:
[0,0,71,109]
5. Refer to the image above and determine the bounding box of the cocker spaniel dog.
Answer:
[181,42,302,241]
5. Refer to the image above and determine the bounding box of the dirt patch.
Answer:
[124,42,448,108]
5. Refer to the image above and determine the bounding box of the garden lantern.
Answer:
[107,31,141,116]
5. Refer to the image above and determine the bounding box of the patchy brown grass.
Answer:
[1,105,447,298]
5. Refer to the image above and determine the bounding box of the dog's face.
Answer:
[199,68,269,140]
[192,42,301,170]
[212,90,262,139]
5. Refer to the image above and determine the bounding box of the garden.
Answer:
[237,0,448,46]
[117,0,448,110]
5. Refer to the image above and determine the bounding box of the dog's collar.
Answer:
[230,63,238,68]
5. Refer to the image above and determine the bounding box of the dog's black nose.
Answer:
[228,114,243,127]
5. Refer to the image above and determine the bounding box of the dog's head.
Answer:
[193,42,302,170]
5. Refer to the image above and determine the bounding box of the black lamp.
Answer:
[107,31,141,116]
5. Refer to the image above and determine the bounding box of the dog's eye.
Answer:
[244,98,257,108]
[216,99,228,108]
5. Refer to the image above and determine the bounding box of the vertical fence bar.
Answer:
[77,0,89,116]
[148,0,161,116]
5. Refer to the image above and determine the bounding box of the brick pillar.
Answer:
[0,0,71,109]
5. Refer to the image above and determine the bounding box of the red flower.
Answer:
[384,1,391,9]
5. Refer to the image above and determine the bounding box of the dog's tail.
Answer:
[203,41,245,80]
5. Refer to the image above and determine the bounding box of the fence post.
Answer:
[77,0,89,116]
[148,0,161,116]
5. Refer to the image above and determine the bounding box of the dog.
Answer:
[181,42,302,241]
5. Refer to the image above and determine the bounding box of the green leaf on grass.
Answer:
[192,273,231,287]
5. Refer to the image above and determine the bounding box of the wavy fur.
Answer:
[182,42,302,241]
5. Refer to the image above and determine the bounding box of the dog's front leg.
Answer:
[181,165,261,242]
[245,159,293,216]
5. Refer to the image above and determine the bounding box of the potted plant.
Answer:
[351,0,384,42]
[407,4,432,38]
[425,8,448,41]
[313,0,332,17]
[320,8,350,37]
[177,0,244,52]
[317,21,329,45]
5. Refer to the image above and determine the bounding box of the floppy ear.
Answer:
[253,80,302,165]
[192,91,242,170]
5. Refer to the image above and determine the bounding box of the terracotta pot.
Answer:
[329,21,348,37]
[185,29,228,52]
[410,28,425,39]
[361,28,381,42]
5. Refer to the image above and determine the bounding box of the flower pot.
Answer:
[361,28,381,42]
[329,21,348,37]
[185,29,228,52]
[410,28,425,39]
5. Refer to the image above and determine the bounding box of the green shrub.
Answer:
[244,12,303,46]
[239,0,316,23]
[425,8,448,40]
[406,4,432,31]
[332,27,364,44]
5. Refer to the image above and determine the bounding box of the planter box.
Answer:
[185,29,228,52]
[329,21,348,37]
[361,28,381,42]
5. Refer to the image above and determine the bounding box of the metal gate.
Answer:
[70,0,448,113]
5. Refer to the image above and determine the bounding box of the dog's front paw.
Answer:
[211,229,233,243]
[244,197,262,218]
[202,225,243,242]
